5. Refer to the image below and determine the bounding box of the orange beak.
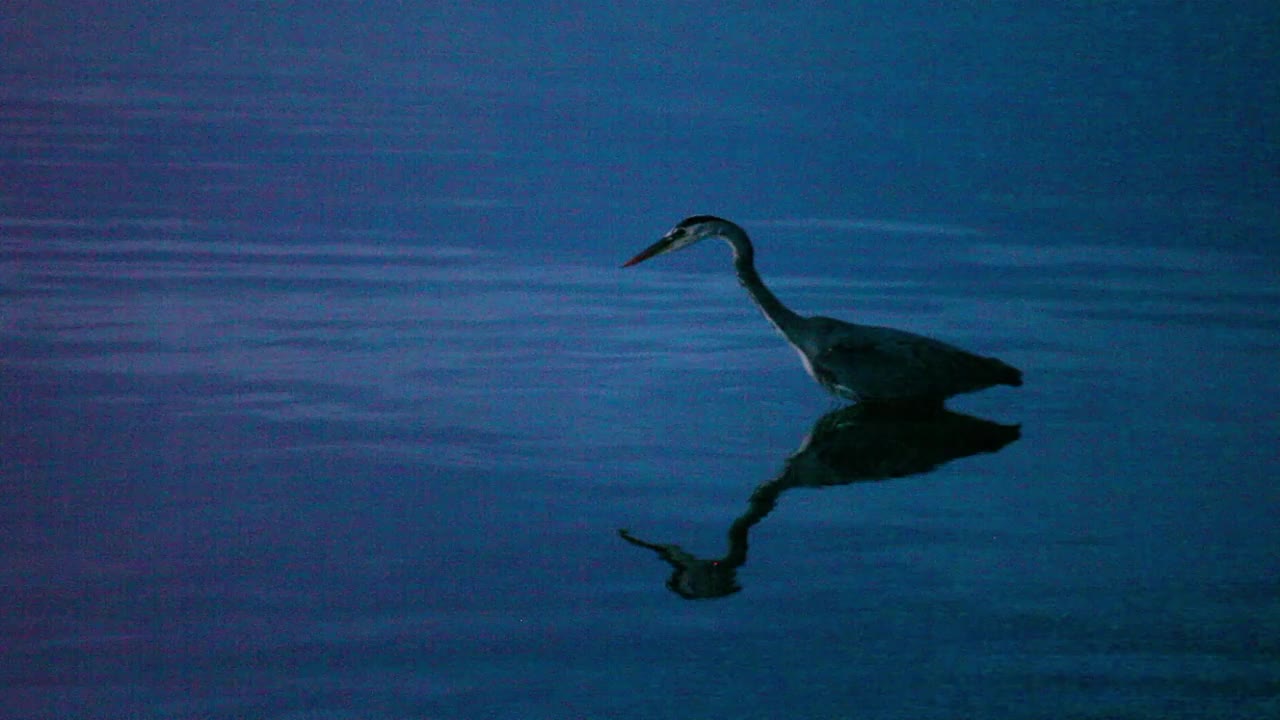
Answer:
[621,234,677,268]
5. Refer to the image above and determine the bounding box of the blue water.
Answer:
[4,5,1279,719]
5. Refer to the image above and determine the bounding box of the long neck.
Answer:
[719,224,803,337]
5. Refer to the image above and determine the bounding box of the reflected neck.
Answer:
[719,224,803,337]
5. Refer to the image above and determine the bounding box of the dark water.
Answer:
[4,5,1279,719]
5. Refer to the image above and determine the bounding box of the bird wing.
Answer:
[812,327,1015,401]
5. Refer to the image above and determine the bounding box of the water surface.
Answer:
[3,5,1279,719]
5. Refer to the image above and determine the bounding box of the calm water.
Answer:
[4,5,1279,719]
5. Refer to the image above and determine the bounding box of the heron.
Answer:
[622,215,1022,406]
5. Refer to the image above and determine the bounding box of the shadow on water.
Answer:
[619,404,1020,599]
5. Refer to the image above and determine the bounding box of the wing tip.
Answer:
[1003,366,1024,387]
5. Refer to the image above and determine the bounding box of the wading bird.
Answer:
[622,215,1021,406]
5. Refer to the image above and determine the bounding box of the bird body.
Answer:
[788,315,1021,403]
[623,215,1021,405]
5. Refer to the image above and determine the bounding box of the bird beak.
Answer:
[621,233,677,268]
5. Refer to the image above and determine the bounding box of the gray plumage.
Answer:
[622,215,1022,405]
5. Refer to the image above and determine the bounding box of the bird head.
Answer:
[622,215,734,267]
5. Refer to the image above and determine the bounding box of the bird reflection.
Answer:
[619,404,1020,599]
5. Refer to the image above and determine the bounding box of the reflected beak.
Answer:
[621,234,677,268]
